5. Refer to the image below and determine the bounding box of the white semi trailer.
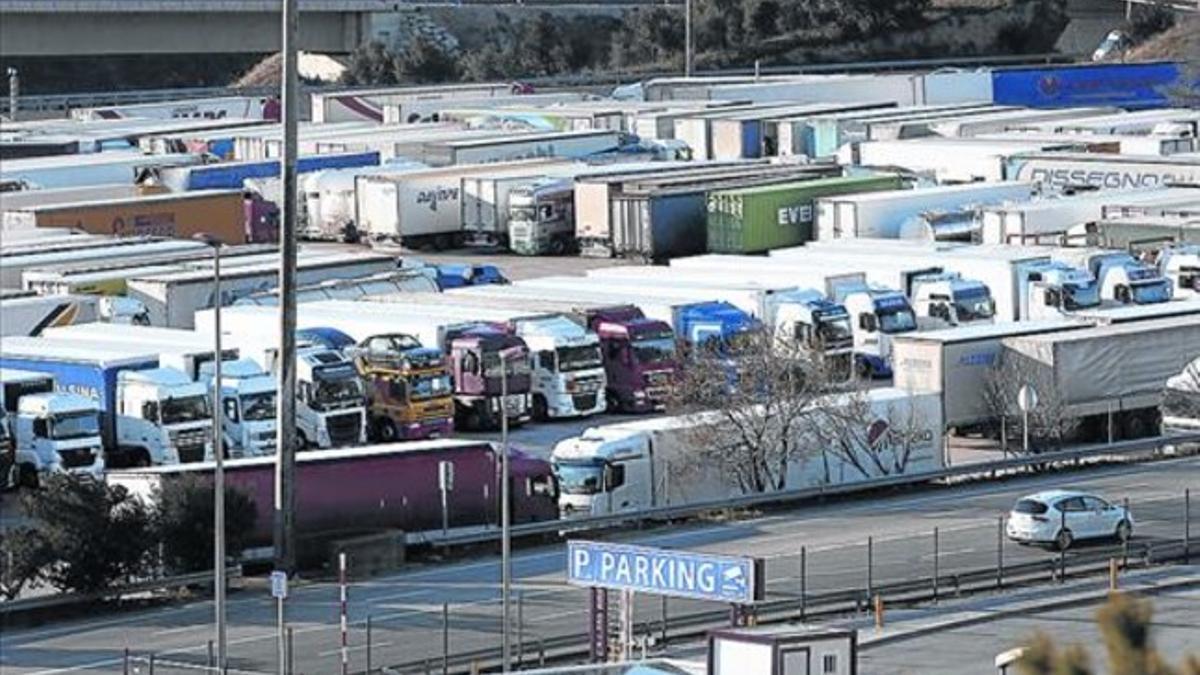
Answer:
[552,388,943,517]
[815,182,1038,240]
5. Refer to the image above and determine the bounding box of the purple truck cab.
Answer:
[442,323,534,430]
[579,305,678,413]
[243,193,279,243]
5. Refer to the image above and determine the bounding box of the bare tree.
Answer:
[1162,357,1200,430]
[667,330,850,494]
[982,352,1079,453]
[810,387,938,482]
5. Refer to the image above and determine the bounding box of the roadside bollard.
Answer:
[1109,558,1119,591]
[874,594,884,630]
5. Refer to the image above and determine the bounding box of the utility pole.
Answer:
[500,353,512,672]
[684,0,693,78]
[274,0,299,576]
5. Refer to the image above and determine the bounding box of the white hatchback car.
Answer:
[1006,490,1134,550]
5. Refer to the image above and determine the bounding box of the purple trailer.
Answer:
[108,439,558,549]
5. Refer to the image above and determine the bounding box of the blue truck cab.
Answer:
[671,300,762,355]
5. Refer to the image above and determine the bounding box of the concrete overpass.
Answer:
[0,0,660,57]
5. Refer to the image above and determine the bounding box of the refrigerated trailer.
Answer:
[0,151,204,190]
[979,187,1200,245]
[840,138,1083,183]
[1004,153,1200,190]
[420,130,621,167]
[815,182,1037,240]
[0,239,209,290]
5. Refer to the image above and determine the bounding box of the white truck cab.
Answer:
[1158,245,1200,299]
[1055,250,1174,305]
[1024,261,1103,320]
[198,357,277,458]
[828,277,918,379]
[510,315,607,420]
[13,392,105,483]
[906,271,996,328]
[507,179,576,256]
[117,368,213,464]
[291,347,367,449]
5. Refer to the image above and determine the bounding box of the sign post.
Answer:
[568,540,763,663]
[1018,384,1039,455]
[271,570,288,675]
[438,460,454,539]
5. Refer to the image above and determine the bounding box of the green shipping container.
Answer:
[706,174,903,253]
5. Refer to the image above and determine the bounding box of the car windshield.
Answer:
[557,345,603,372]
[1131,281,1171,305]
[555,461,605,495]
[1013,499,1048,515]
[410,373,452,401]
[1063,283,1102,310]
[817,315,853,343]
[878,308,918,334]
[50,411,100,440]
[240,391,277,422]
[313,378,363,406]
[631,337,676,365]
[161,395,210,425]
[954,288,995,322]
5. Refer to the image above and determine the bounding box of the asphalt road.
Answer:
[2,457,1196,674]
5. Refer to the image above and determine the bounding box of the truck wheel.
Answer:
[18,464,39,489]
[376,419,399,442]
[856,359,874,380]
[1121,412,1152,440]
[433,234,453,251]
[341,224,360,244]
[605,390,622,413]
[548,237,567,256]
[532,395,549,422]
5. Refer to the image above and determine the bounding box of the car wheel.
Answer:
[1115,520,1132,543]
[1055,528,1074,551]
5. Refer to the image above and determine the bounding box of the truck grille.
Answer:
[572,374,604,394]
[644,370,673,388]
[572,393,600,411]
[58,448,97,469]
[174,429,210,463]
[327,412,362,447]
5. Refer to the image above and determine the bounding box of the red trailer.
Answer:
[108,440,558,548]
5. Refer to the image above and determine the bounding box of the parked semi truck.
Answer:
[0,338,213,466]
[999,316,1200,440]
[364,296,608,421]
[505,277,763,359]
[553,388,942,517]
[42,323,277,458]
[1,368,104,486]
[1048,248,1174,305]
[108,440,559,551]
[1159,245,1200,299]
[199,302,516,431]
[583,266,855,375]
[349,334,455,441]
[979,186,1200,245]
[391,287,678,413]
[667,256,916,377]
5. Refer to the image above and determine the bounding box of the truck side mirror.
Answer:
[1115,285,1132,303]
[142,401,160,422]
[32,418,48,438]
[1044,289,1061,307]
[224,399,239,423]
[859,314,877,332]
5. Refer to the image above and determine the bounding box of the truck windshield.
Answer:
[313,378,364,407]
[483,353,532,377]
[557,345,603,372]
[878,308,918,334]
[510,205,536,222]
[954,288,995,322]
[49,412,100,440]
[555,460,605,495]
[817,315,853,343]
[1131,280,1172,304]
[631,337,677,365]
[1063,282,1101,310]
[241,391,277,422]
[409,373,452,401]
[161,395,211,425]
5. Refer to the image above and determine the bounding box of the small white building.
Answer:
[708,626,858,675]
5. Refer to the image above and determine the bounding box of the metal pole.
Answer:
[274,0,300,577]
[212,243,227,673]
[660,596,668,646]
[442,603,450,675]
[278,597,286,675]
[1059,507,1066,583]
[933,527,939,603]
[1123,497,1130,569]
[997,516,1004,589]
[1022,408,1030,455]
[799,546,807,621]
[366,615,372,675]
[6,68,18,122]
[684,0,693,77]
[208,640,214,668]
[340,552,349,675]
[286,626,294,675]
[1185,488,1191,564]
[123,648,130,675]
[500,359,511,672]
[517,590,524,666]
[866,536,873,599]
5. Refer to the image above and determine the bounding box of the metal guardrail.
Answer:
[411,433,1200,550]
[384,536,1197,674]
[0,54,1067,115]
[0,566,243,616]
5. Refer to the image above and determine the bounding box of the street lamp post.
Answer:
[194,234,226,672]
[498,346,522,672]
